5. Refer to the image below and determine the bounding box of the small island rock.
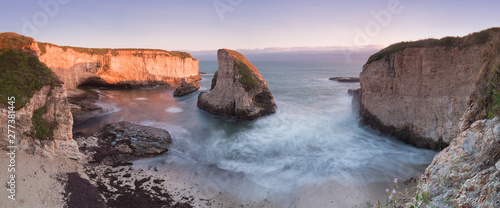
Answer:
[173,78,200,97]
[197,49,277,120]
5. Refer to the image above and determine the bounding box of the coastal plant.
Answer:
[367,174,458,208]
[475,64,500,119]
[30,104,57,140]
[0,49,62,109]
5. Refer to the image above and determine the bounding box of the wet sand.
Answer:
[0,149,421,208]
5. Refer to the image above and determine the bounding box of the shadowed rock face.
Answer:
[197,49,277,120]
[173,78,200,97]
[359,28,500,150]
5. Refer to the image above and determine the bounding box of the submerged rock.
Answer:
[197,49,277,120]
[329,77,360,82]
[86,121,173,166]
[173,78,200,97]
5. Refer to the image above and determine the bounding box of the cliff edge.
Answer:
[360,28,500,150]
[197,49,276,120]
[34,38,200,89]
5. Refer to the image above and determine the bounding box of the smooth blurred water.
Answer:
[74,60,436,201]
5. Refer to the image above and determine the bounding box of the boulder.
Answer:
[173,78,200,97]
[197,49,277,120]
[88,121,173,166]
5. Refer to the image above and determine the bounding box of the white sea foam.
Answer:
[165,107,183,113]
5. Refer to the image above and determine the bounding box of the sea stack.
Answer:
[197,49,277,120]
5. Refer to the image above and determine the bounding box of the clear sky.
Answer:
[0,0,498,51]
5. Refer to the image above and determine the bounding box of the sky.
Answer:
[0,0,498,52]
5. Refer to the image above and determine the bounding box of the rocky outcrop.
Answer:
[32,42,200,89]
[67,88,101,114]
[173,78,200,97]
[329,77,360,82]
[0,85,79,158]
[197,49,277,120]
[359,28,500,149]
[421,118,500,207]
[80,121,173,166]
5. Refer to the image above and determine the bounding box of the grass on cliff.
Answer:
[367,27,500,65]
[476,65,500,119]
[0,32,34,51]
[0,49,62,110]
[30,104,57,140]
[230,51,259,88]
[38,42,195,60]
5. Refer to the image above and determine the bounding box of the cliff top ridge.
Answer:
[366,27,500,65]
[0,32,195,60]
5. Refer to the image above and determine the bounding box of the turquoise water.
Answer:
[74,60,436,202]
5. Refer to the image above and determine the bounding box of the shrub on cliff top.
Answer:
[0,49,62,110]
[0,32,34,51]
[366,27,500,65]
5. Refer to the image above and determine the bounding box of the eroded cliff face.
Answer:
[421,118,500,207]
[0,85,79,158]
[360,29,500,149]
[32,43,200,89]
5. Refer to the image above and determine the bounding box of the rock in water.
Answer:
[197,49,277,120]
[173,78,200,97]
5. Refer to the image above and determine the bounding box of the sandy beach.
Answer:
[1,148,422,208]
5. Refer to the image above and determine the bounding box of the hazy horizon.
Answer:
[1,0,499,52]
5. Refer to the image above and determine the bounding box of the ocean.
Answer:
[73,59,436,205]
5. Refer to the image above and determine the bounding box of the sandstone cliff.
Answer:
[198,49,276,120]
[360,28,500,149]
[33,42,200,89]
[0,85,79,158]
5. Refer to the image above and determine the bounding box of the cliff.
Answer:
[198,49,277,120]
[0,32,198,157]
[33,42,200,89]
[360,28,500,149]
[421,118,500,207]
[0,85,79,157]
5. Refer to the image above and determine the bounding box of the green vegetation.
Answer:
[476,65,500,119]
[0,32,34,52]
[236,61,258,87]
[230,50,258,88]
[0,49,62,109]
[168,51,193,59]
[31,104,57,140]
[367,27,500,65]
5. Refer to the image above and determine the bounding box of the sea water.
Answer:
[73,60,436,204]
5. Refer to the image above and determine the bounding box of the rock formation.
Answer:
[0,32,197,158]
[82,121,173,166]
[33,40,200,89]
[360,28,500,207]
[0,85,79,158]
[359,28,500,149]
[173,78,200,97]
[421,118,500,207]
[197,49,277,120]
